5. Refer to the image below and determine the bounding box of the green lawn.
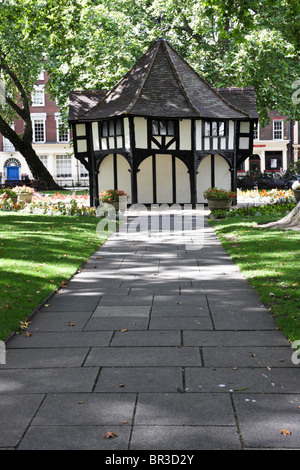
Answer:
[209,215,300,343]
[0,212,112,341]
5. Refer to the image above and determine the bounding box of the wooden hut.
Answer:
[68,39,258,207]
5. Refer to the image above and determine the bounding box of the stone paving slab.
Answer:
[184,367,300,393]
[18,425,132,450]
[95,367,183,392]
[2,347,89,368]
[31,393,137,426]
[183,330,290,347]
[110,330,181,347]
[202,346,295,368]
[22,311,92,331]
[0,367,99,394]
[84,316,149,331]
[6,331,113,348]
[84,347,202,367]
[0,394,44,448]
[130,425,241,450]
[233,394,300,449]
[134,393,235,425]
[148,316,213,330]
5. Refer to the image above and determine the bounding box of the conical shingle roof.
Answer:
[72,39,256,121]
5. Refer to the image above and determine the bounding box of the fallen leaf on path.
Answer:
[104,432,117,439]
[280,429,291,436]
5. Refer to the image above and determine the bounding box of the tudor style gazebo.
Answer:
[68,39,258,207]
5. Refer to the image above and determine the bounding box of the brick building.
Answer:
[239,111,299,175]
[0,71,88,187]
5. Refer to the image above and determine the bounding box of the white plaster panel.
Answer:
[76,124,86,136]
[134,117,148,149]
[196,120,202,150]
[123,118,130,149]
[137,156,153,203]
[197,156,211,203]
[240,121,250,133]
[98,154,114,192]
[228,121,234,149]
[156,154,173,203]
[175,158,190,203]
[179,120,191,150]
[92,122,99,151]
[215,155,231,190]
[116,154,131,199]
[239,137,250,149]
[77,140,87,153]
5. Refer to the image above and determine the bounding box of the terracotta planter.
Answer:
[207,199,232,210]
[293,190,300,203]
[18,193,33,203]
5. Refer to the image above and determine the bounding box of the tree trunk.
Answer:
[259,201,300,230]
[21,143,61,190]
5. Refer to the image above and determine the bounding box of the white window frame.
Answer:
[2,123,15,151]
[55,113,70,143]
[31,113,46,143]
[31,85,45,107]
[273,120,283,140]
[56,154,72,178]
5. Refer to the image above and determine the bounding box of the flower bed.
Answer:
[0,191,95,216]
[237,188,295,204]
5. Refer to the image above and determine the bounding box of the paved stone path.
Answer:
[0,207,299,450]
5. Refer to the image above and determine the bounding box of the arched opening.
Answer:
[137,154,190,204]
[4,158,21,181]
[197,154,231,203]
[98,154,131,200]
[249,155,261,173]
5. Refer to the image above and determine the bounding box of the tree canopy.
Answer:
[0,0,299,186]
[46,0,300,126]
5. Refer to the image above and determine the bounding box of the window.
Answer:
[273,120,283,140]
[33,119,45,143]
[253,122,259,140]
[2,124,15,151]
[56,117,69,143]
[100,119,122,137]
[38,155,48,169]
[152,119,175,136]
[80,163,89,178]
[56,155,72,178]
[100,119,124,150]
[31,86,45,106]
[204,121,226,137]
[265,151,282,170]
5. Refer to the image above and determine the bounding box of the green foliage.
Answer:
[210,201,297,219]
